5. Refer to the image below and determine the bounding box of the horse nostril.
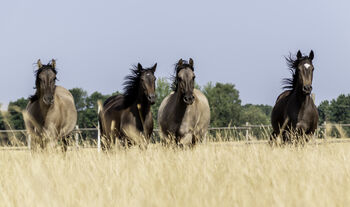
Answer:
[303,85,312,92]
[148,94,156,103]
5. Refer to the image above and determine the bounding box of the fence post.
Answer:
[323,121,327,139]
[27,134,31,150]
[75,125,79,149]
[245,122,249,141]
[97,105,101,152]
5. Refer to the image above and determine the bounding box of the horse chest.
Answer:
[174,107,198,136]
[288,104,316,131]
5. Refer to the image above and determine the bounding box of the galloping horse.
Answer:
[271,50,318,143]
[99,63,157,149]
[24,59,77,151]
[158,58,210,147]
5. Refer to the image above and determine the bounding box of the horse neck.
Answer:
[38,98,53,119]
[135,94,151,116]
[291,88,312,108]
[175,90,189,113]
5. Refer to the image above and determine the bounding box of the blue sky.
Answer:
[0,0,349,109]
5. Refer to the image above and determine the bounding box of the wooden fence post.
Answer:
[323,121,327,139]
[27,134,31,150]
[245,122,249,141]
[75,125,79,149]
[97,105,101,152]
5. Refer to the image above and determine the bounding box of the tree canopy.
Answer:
[1,81,349,130]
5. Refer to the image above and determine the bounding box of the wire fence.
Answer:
[0,122,349,148]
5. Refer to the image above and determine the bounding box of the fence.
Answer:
[0,122,350,150]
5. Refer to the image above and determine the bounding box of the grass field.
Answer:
[0,142,350,207]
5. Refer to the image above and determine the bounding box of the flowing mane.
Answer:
[171,59,194,91]
[104,65,154,110]
[282,53,310,91]
[29,62,57,102]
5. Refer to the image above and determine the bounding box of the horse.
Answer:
[271,50,318,144]
[158,58,210,147]
[24,59,77,151]
[99,63,157,149]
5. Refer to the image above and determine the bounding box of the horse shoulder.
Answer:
[275,90,291,103]
[193,89,210,131]
[194,89,210,110]
[53,86,77,134]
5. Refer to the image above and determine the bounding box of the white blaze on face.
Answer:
[304,63,311,69]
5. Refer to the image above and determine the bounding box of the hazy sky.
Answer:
[0,0,349,109]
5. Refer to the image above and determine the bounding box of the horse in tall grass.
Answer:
[24,59,77,151]
[271,50,318,143]
[158,58,210,147]
[99,63,157,149]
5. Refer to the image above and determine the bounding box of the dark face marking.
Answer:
[140,70,156,104]
[38,69,56,105]
[177,68,195,105]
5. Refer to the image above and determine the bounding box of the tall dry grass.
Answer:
[0,142,350,207]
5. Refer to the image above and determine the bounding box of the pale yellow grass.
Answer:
[0,142,350,207]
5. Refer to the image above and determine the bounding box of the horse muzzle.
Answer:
[302,85,312,95]
[147,94,156,105]
[43,96,54,105]
[183,94,194,105]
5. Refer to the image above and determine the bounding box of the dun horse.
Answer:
[24,59,77,151]
[158,58,210,147]
[99,63,157,149]
[271,50,318,143]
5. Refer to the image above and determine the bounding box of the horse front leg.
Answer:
[179,133,194,148]
[296,122,309,144]
[62,136,69,152]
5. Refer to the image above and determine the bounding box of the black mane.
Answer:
[171,60,194,91]
[122,65,142,107]
[282,53,310,91]
[29,63,57,102]
[104,65,153,110]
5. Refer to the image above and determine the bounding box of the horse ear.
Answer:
[189,58,194,68]
[37,59,42,68]
[309,50,314,61]
[137,63,143,71]
[51,59,56,69]
[151,63,157,73]
[177,59,183,66]
[297,50,302,59]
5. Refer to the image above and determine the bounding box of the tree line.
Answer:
[0,78,349,130]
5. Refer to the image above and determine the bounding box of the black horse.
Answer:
[99,63,157,149]
[271,50,318,143]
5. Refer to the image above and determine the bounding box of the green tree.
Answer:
[69,88,88,112]
[86,91,110,110]
[151,78,172,127]
[328,94,350,124]
[80,91,111,128]
[202,82,242,127]
[240,104,270,125]
[0,111,6,130]
[8,98,29,129]
[318,100,330,124]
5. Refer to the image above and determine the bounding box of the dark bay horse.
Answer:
[24,59,77,151]
[99,63,157,149]
[158,58,210,147]
[271,50,318,143]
